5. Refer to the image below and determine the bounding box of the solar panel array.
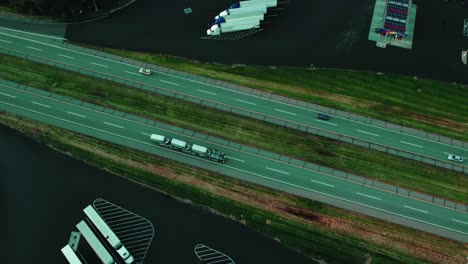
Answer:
[384,0,410,34]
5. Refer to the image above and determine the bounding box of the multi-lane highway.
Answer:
[0,82,467,242]
[0,27,466,168]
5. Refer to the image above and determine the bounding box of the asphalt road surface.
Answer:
[0,28,466,167]
[0,82,467,242]
[65,0,468,83]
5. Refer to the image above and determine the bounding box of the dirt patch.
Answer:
[410,113,467,133]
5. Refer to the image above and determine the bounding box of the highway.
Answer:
[0,82,467,242]
[0,27,467,168]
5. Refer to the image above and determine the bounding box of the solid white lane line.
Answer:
[90,62,108,68]
[124,71,141,76]
[0,26,66,40]
[404,205,428,214]
[356,192,381,200]
[0,92,16,98]
[26,46,42,51]
[160,80,180,86]
[357,130,380,137]
[67,112,86,118]
[315,119,338,126]
[274,108,296,116]
[58,54,75,60]
[310,179,335,187]
[236,99,256,105]
[0,39,12,43]
[225,156,245,163]
[266,167,289,175]
[452,219,468,225]
[141,132,151,136]
[104,122,124,129]
[32,101,50,108]
[400,141,423,148]
[197,89,217,95]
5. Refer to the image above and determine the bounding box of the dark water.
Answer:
[0,125,313,264]
[66,0,468,84]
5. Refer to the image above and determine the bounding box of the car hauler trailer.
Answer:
[149,134,226,163]
[208,17,261,35]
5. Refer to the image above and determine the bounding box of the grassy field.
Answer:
[1,113,466,263]
[93,46,468,141]
[0,54,466,203]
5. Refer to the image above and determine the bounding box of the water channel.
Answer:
[0,125,313,263]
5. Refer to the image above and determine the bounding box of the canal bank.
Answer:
[0,124,314,264]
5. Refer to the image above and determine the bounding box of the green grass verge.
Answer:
[0,54,466,203]
[94,46,468,141]
[3,112,463,264]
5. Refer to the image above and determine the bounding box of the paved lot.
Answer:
[66,0,468,83]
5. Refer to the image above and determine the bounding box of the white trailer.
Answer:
[216,5,268,19]
[76,221,116,264]
[61,245,83,264]
[83,206,134,264]
[222,13,264,22]
[238,0,277,8]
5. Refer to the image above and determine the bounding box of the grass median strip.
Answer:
[1,113,466,264]
[93,45,468,141]
[0,54,466,203]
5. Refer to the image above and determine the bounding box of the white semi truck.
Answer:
[208,17,261,36]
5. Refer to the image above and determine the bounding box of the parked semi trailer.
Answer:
[207,0,278,36]
[208,17,261,35]
[214,13,264,25]
[150,134,226,163]
[231,0,278,8]
[215,5,268,20]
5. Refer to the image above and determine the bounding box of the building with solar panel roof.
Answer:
[368,0,417,49]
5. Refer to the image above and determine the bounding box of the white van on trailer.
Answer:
[150,134,170,145]
[191,144,209,155]
[170,138,190,151]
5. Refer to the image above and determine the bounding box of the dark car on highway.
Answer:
[316,113,330,120]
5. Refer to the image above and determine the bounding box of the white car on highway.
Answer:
[448,154,464,162]
[139,68,152,75]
